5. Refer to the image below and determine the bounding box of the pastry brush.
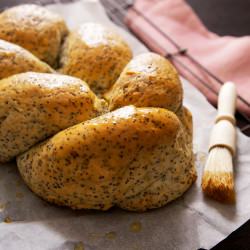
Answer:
[202,82,237,203]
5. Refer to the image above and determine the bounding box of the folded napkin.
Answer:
[126,0,250,116]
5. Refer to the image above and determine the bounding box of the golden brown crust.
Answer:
[117,106,196,211]
[17,106,196,211]
[59,23,132,95]
[0,4,68,67]
[0,72,107,163]
[105,53,183,112]
[176,106,193,144]
[0,39,54,79]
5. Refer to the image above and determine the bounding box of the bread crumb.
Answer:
[129,221,142,233]
[74,242,84,250]
[4,216,12,223]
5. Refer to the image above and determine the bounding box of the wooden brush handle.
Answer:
[216,82,237,125]
[209,120,236,156]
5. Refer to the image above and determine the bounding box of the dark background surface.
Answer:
[0,0,250,249]
[187,0,250,36]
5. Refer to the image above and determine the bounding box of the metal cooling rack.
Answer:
[1,0,250,136]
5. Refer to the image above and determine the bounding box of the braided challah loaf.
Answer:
[0,4,196,211]
[16,52,196,211]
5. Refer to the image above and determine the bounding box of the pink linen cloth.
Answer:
[126,0,250,116]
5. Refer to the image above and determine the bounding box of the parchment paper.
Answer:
[0,1,250,249]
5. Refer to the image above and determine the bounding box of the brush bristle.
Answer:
[201,147,235,203]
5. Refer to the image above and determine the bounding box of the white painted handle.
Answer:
[216,82,237,124]
[209,120,236,156]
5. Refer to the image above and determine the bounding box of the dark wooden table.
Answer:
[0,1,250,249]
